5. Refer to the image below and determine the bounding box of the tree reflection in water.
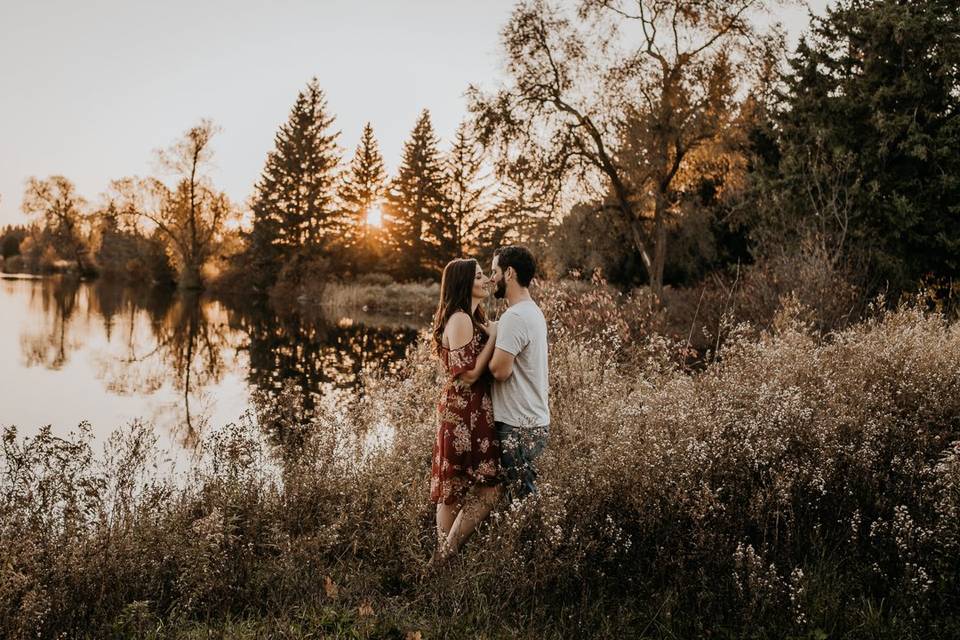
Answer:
[19,277,83,370]
[15,278,422,448]
[242,307,420,404]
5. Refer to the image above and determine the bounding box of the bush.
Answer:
[2,288,959,638]
[1,254,25,274]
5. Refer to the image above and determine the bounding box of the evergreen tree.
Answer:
[771,0,960,291]
[445,121,495,258]
[338,122,387,273]
[386,110,451,279]
[490,155,554,250]
[247,78,341,285]
[1,225,28,259]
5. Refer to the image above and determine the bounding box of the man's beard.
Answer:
[494,278,506,299]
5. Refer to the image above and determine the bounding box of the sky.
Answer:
[0,0,829,229]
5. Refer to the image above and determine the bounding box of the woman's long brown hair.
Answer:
[433,258,487,355]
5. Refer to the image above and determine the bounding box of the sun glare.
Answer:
[366,204,384,228]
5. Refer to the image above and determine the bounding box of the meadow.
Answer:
[2,278,959,639]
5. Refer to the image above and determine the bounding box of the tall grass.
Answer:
[2,284,959,638]
[320,278,439,317]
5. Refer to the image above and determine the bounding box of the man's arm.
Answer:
[490,312,525,381]
[489,347,515,381]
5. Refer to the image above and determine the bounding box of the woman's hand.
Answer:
[484,321,498,340]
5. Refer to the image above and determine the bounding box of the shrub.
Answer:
[1,289,959,638]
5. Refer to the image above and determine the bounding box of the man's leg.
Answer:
[496,422,548,501]
[514,425,548,499]
[496,421,521,500]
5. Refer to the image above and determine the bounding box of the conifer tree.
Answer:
[338,123,387,273]
[490,155,553,248]
[445,120,495,258]
[247,78,341,284]
[386,110,451,279]
[770,0,960,290]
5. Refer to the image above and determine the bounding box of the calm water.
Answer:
[0,276,422,456]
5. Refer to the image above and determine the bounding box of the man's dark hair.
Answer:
[494,245,536,287]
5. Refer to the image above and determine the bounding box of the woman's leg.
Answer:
[436,500,461,540]
[442,484,501,557]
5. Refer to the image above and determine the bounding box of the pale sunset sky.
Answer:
[0,0,829,228]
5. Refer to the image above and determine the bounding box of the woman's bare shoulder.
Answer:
[446,311,473,327]
[444,312,475,349]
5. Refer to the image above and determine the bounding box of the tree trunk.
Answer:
[651,193,668,301]
[178,263,203,290]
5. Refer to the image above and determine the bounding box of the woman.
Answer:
[429,258,501,564]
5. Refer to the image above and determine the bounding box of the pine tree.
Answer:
[490,155,554,249]
[338,123,387,273]
[445,121,495,259]
[772,0,960,290]
[247,78,341,285]
[386,110,451,279]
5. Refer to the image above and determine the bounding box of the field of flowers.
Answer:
[2,279,959,639]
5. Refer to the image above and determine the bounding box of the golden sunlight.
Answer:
[366,203,384,228]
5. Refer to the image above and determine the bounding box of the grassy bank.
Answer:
[319,278,439,317]
[2,285,959,638]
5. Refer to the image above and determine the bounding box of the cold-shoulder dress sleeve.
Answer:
[443,331,482,378]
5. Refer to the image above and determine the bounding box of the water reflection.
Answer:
[243,309,419,406]
[5,277,422,450]
[19,277,83,370]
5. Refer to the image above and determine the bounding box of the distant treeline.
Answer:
[2,0,957,305]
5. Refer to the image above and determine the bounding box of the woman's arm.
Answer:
[446,313,497,385]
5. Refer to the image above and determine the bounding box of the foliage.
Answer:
[2,282,960,638]
[759,0,960,292]
[95,207,175,284]
[245,78,343,289]
[20,176,97,276]
[385,110,451,279]
[470,0,779,298]
[1,225,28,260]
[110,121,235,290]
[548,184,751,288]
[444,120,498,260]
[338,122,388,275]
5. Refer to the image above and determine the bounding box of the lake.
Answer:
[0,276,423,458]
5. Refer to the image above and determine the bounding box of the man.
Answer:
[488,245,550,500]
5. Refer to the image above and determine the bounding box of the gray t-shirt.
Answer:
[492,299,550,427]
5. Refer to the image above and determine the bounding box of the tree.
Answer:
[444,120,497,258]
[21,176,96,275]
[247,78,342,286]
[94,202,175,283]
[1,225,28,259]
[112,120,234,289]
[386,110,451,279]
[767,0,960,291]
[338,122,388,273]
[470,0,775,300]
[490,154,555,249]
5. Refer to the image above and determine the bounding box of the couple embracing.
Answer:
[428,245,550,564]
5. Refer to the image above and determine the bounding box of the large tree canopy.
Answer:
[471,0,777,298]
[769,0,960,291]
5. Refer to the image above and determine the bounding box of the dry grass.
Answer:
[2,281,960,639]
[320,279,439,318]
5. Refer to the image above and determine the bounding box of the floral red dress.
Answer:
[430,326,500,504]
